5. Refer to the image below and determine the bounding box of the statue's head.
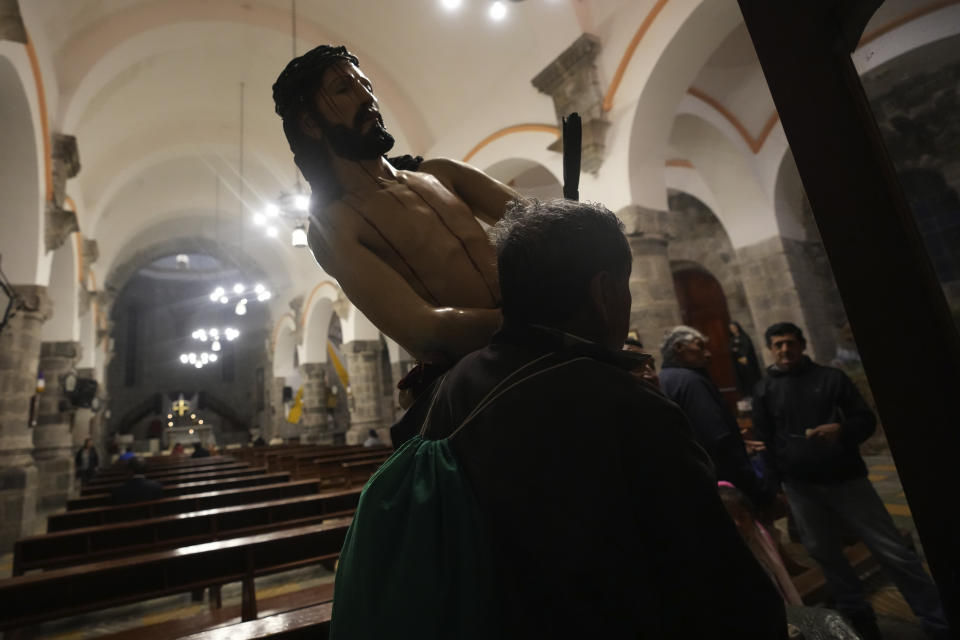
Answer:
[273,45,395,204]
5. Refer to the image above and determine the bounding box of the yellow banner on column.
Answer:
[287,386,303,424]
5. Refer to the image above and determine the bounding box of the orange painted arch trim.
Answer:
[603,0,670,113]
[461,124,559,163]
[270,312,296,354]
[300,280,341,327]
[74,231,84,283]
[24,34,52,203]
[859,0,960,47]
[665,158,694,168]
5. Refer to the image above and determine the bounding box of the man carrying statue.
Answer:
[272,45,519,374]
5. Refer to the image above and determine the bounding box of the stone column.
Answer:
[622,206,682,349]
[343,340,388,445]
[267,376,287,442]
[0,285,51,550]
[532,33,610,173]
[34,340,81,511]
[298,363,329,444]
[736,236,846,365]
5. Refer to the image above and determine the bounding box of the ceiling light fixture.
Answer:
[489,1,507,20]
[291,224,308,248]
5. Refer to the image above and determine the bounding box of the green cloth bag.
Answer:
[329,434,500,639]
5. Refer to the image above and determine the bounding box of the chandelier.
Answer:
[252,190,310,247]
[209,283,271,316]
[179,327,240,368]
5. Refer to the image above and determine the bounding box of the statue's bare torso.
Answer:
[307,159,516,362]
[325,169,499,308]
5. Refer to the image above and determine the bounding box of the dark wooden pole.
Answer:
[738,0,960,629]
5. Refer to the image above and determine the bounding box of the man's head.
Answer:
[764,322,806,370]
[660,325,710,368]
[368,428,378,439]
[273,45,395,202]
[83,438,92,449]
[127,457,146,476]
[490,199,632,350]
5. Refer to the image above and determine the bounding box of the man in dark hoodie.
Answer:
[753,322,949,640]
[658,325,775,511]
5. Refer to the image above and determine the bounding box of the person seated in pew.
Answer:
[362,429,383,448]
[332,199,787,638]
[171,441,185,456]
[111,458,164,505]
[191,441,211,458]
[118,445,135,461]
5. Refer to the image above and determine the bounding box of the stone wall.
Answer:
[34,340,81,510]
[863,56,960,325]
[737,236,846,365]
[0,285,50,551]
[667,190,759,346]
[299,362,331,444]
[623,206,682,349]
[344,340,390,445]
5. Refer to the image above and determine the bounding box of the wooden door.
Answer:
[672,266,740,410]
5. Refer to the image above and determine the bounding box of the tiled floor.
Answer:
[3,454,945,639]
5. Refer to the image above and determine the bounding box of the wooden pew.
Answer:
[67,472,291,510]
[269,446,366,473]
[341,456,390,487]
[179,602,333,640]
[0,521,351,634]
[295,451,391,485]
[14,488,361,575]
[80,466,267,496]
[98,585,335,640]
[286,448,388,476]
[85,461,251,487]
[95,456,236,479]
[49,479,326,532]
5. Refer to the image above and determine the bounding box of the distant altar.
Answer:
[161,393,215,448]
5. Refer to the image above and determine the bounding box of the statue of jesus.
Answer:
[273,45,520,365]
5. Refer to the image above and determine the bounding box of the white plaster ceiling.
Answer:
[17,0,941,293]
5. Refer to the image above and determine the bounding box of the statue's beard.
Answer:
[318,110,395,161]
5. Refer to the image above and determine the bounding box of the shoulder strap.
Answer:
[450,353,591,439]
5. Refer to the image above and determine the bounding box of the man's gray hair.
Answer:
[660,325,707,364]
[490,198,631,326]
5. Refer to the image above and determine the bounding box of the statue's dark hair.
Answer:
[272,45,422,207]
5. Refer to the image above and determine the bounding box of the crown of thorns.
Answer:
[273,45,360,117]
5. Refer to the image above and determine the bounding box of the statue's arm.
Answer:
[419,158,522,225]
[309,225,501,364]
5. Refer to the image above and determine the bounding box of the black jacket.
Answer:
[396,324,786,639]
[111,476,164,504]
[74,447,99,474]
[752,357,876,485]
[659,365,774,508]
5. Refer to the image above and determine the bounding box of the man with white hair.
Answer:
[659,325,774,510]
